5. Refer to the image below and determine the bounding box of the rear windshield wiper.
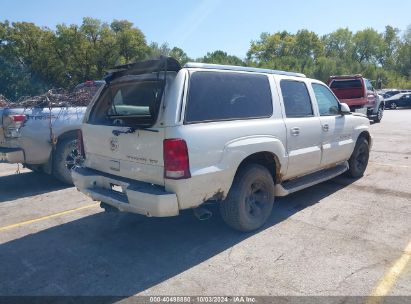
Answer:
[112,127,159,136]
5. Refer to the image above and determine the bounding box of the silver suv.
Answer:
[72,57,372,232]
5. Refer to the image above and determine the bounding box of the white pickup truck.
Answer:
[0,81,104,184]
[72,57,372,232]
[0,107,87,183]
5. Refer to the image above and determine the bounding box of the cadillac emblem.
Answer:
[109,137,119,152]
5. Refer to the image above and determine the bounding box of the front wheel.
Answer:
[374,106,384,123]
[346,137,369,178]
[389,102,397,109]
[219,164,275,232]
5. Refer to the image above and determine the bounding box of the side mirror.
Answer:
[339,103,351,115]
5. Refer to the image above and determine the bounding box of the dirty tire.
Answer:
[373,106,384,123]
[346,137,369,178]
[53,137,78,184]
[219,164,275,232]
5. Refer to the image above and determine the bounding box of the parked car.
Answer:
[0,81,104,184]
[327,75,384,123]
[385,92,411,109]
[382,89,411,100]
[72,57,372,232]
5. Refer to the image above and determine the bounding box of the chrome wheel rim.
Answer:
[65,140,80,170]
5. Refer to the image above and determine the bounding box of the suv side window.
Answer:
[365,79,374,91]
[312,83,340,116]
[280,80,313,117]
[185,71,272,123]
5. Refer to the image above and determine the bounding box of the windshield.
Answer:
[90,80,164,127]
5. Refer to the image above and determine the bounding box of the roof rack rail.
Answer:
[184,62,306,78]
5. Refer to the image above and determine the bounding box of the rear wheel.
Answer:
[53,136,79,184]
[219,164,275,232]
[346,137,369,178]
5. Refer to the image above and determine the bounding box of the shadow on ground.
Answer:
[0,176,356,298]
[0,170,69,203]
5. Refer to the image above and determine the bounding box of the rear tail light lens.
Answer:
[4,114,27,138]
[163,139,191,179]
[77,129,85,159]
[10,114,27,123]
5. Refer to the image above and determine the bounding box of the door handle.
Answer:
[291,127,300,136]
[322,124,329,132]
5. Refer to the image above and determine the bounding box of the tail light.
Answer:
[10,115,27,123]
[4,114,27,138]
[77,129,85,159]
[163,139,191,179]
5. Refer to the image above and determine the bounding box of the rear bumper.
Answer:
[350,106,380,118]
[0,147,24,163]
[72,167,179,217]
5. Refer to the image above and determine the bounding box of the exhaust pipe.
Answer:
[193,207,212,221]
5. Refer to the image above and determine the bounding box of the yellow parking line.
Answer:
[366,241,411,304]
[0,203,100,232]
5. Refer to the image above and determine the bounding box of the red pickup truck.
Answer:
[327,75,384,123]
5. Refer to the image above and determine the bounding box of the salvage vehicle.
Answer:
[72,57,372,232]
[0,81,104,184]
[327,75,385,123]
[385,92,411,109]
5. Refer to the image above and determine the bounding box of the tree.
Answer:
[323,28,353,59]
[396,25,411,77]
[111,19,149,64]
[200,50,244,66]
[169,47,191,65]
[149,42,171,58]
[352,28,384,64]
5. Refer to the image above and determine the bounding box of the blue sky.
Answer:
[1,0,410,59]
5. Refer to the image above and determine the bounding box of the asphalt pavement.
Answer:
[0,109,410,299]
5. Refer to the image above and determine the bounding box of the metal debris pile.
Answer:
[0,95,10,107]
[12,86,100,108]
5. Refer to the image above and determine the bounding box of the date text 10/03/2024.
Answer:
[149,296,257,303]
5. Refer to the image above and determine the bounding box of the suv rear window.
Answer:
[185,71,272,123]
[330,79,362,89]
[89,80,164,126]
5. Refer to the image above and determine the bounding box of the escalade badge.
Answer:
[109,137,119,152]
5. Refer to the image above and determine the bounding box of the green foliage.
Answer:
[1,18,410,101]
[0,18,151,101]
[200,50,244,66]
[247,25,411,89]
